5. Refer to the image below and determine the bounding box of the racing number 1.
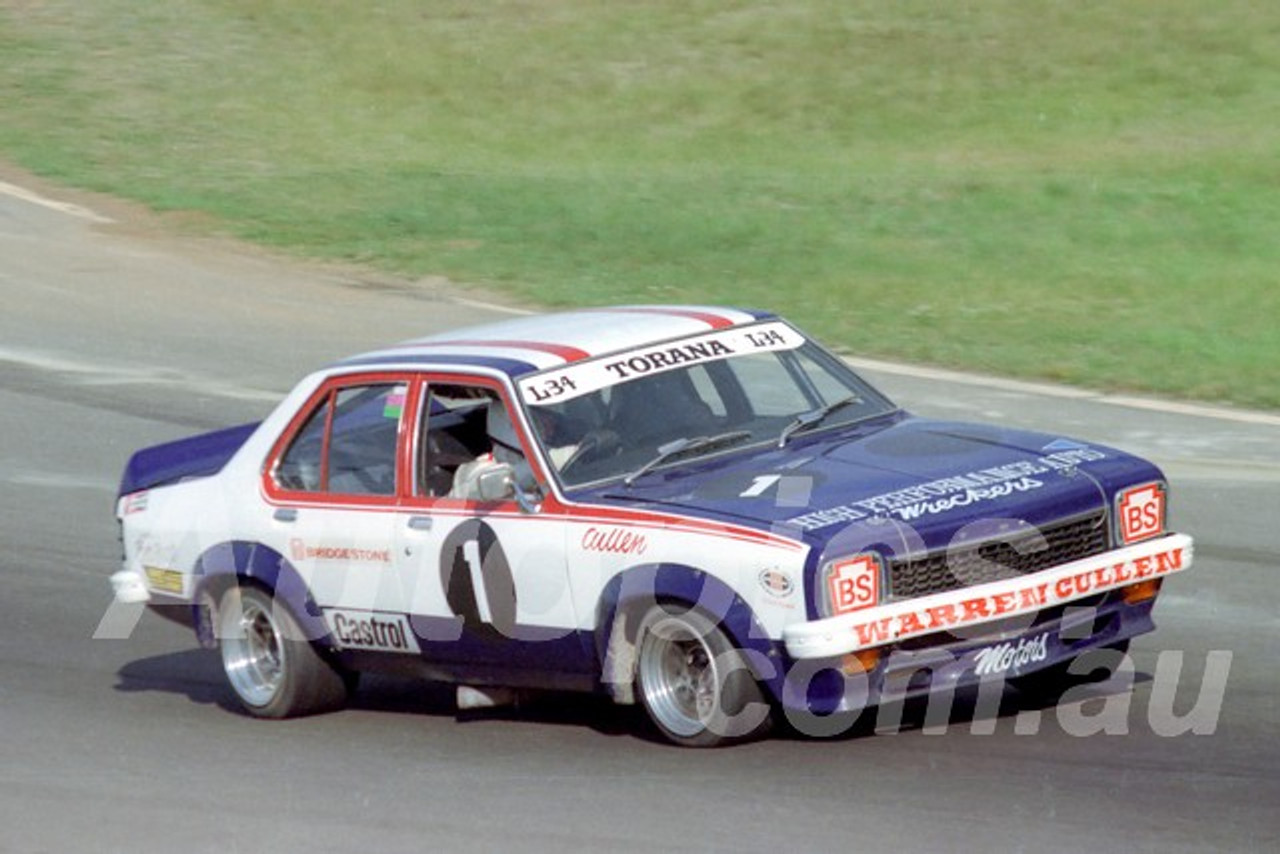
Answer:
[440,519,517,638]
[461,539,494,624]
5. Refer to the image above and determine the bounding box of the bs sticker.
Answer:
[1118,483,1165,544]
[826,554,880,615]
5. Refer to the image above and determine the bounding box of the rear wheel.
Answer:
[217,584,350,718]
[634,604,773,748]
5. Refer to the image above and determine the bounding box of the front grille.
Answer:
[887,511,1109,599]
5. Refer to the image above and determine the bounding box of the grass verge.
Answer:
[1,0,1276,408]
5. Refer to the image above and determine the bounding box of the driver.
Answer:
[449,400,532,500]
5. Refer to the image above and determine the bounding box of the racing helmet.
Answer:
[486,400,522,454]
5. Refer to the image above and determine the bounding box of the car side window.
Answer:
[276,400,328,491]
[276,382,407,496]
[417,383,502,497]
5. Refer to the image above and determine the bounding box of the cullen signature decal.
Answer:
[786,448,1107,531]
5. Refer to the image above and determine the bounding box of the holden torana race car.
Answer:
[112,306,1192,746]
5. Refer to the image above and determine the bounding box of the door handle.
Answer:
[407,515,433,531]
[273,508,298,523]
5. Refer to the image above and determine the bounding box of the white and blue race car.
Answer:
[112,306,1192,746]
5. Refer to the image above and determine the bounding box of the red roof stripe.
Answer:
[596,307,737,329]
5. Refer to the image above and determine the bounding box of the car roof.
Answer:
[334,305,777,377]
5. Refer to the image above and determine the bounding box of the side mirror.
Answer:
[476,466,515,501]
[476,465,541,514]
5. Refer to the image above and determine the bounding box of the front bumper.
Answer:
[781,592,1156,717]
[783,532,1192,659]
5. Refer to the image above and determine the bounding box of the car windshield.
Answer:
[519,322,897,488]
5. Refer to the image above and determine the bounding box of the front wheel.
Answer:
[217,584,351,718]
[634,604,773,747]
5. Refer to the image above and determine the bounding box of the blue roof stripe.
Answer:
[333,353,539,377]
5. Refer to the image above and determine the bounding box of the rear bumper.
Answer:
[783,532,1192,659]
[111,567,203,634]
[110,568,150,604]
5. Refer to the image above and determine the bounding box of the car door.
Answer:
[394,374,591,679]
[263,373,420,654]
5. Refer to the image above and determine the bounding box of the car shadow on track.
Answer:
[779,668,1157,743]
[113,648,237,712]
[114,649,1152,745]
[112,649,639,738]
[346,672,638,740]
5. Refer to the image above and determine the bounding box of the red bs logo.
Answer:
[1118,483,1165,544]
[826,554,880,615]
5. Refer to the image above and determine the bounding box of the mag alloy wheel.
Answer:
[219,586,288,710]
[635,605,773,747]
[216,584,351,718]
[639,615,718,737]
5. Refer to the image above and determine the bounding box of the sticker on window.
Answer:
[520,322,805,406]
[383,386,407,419]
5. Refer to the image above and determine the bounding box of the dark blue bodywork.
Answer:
[118,422,259,497]
[570,413,1163,610]
[562,412,1166,713]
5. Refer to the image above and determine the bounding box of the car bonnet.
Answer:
[573,416,1164,554]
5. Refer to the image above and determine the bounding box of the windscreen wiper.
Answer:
[777,395,861,448]
[624,430,752,488]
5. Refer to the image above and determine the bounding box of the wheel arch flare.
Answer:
[592,562,786,704]
[190,540,333,650]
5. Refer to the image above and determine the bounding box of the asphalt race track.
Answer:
[2,173,1277,853]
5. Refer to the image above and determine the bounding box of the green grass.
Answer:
[2,1,1277,408]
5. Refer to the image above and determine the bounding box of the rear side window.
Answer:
[275,382,407,496]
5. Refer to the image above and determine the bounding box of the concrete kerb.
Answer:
[843,355,1280,429]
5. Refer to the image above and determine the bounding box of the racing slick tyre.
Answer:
[1011,639,1132,701]
[217,584,351,719]
[634,604,774,748]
